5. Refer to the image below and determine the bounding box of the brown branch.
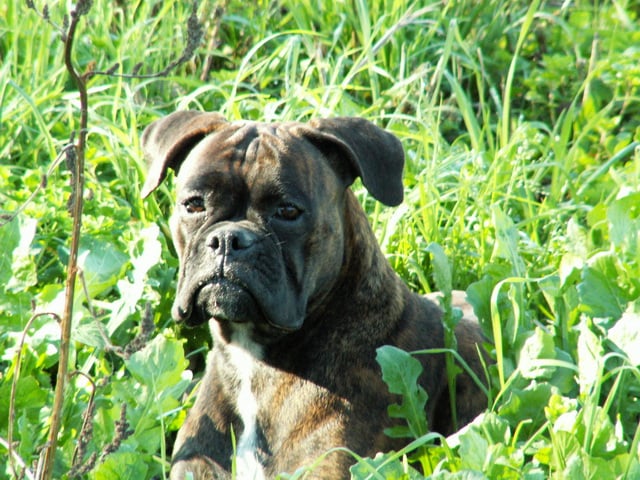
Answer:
[37,1,91,478]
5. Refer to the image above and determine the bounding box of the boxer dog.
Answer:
[140,112,488,479]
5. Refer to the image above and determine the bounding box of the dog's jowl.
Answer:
[141,112,488,479]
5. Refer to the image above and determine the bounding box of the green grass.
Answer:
[1,0,640,478]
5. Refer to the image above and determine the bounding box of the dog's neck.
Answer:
[337,192,405,307]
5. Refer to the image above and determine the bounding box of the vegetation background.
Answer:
[1,0,639,478]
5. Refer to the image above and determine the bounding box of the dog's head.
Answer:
[141,112,404,338]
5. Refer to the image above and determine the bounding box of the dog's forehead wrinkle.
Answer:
[179,142,239,188]
[240,131,313,205]
[184,124,328,208]
[225,122,259,147]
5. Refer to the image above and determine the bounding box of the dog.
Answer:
[140,112,488,479]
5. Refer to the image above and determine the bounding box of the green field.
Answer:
[1,0,639,478]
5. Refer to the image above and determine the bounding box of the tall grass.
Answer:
[1,0,639,478]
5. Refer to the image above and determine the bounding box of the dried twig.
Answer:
[68,371,98,477]
[124,302,156,356]
[200,1,228,81]
[89,1,203,80]
[37,2,92,478]
[98,404,132,463]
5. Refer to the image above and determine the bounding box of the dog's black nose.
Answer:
[208,223,258,255]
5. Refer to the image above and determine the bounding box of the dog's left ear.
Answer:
[300,117,405,206]
[140,111,227,198]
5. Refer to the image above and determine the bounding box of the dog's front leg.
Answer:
[170,357,239,480]
[170,456,229,480]
[169,407,235,480]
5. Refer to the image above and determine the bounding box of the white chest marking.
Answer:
[227,328,266,480]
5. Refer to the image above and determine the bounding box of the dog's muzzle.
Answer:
[171,222,305,332]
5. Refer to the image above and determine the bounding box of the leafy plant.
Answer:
[2,0,640,479]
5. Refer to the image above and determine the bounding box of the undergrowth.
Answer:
[1,0,639,478]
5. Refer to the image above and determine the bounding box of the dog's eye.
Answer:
[183,196,206,214]
[275,203,302,221]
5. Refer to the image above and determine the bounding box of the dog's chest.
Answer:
[227,331,266,480]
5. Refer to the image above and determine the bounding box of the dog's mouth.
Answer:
[172,275,305,334]
[172,277,264,327]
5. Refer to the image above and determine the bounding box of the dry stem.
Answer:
[37,3,90,478]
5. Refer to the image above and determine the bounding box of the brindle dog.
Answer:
[141,112,487,479]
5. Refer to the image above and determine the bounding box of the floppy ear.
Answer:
[140,111,228,198]
[301,117,405,206]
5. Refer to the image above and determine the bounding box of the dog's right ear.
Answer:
[140,111,227,198]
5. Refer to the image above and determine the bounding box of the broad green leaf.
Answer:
[498,383,552,432]
[608,453,640,478]
[74,320,110,349]
[586,406,620,458]
[376,346,428,439]
[130,424,164,455]
[608,309,640,366]
[476,412,511,445]
[564,217,590,260]
[549,430,581,473]
[522,464,548,480]
[0,215,36,323]
[430,471,488,480]
[4,215,38,292]
[545,394,578,424]
[607,192,640,254]
[552,410,580,435]
[466,275,493,324]
[109,225,163,334]
[486,443,523,478]
[546,349,578,395]
[559,253,584,289]
[577,265,625,321]
[466,268,513,339]
[426,242,452,296]
[563,450,617,480]
[93,451,150,480]
[78,237,128,298]
[0,376,49,430]
[130,224,163,278]
[490,206,525,278]
[0,217,21,285]
[125,333,187,397]
[517,327,556,380]
[459,427,489,470]
[576,323,603,396]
